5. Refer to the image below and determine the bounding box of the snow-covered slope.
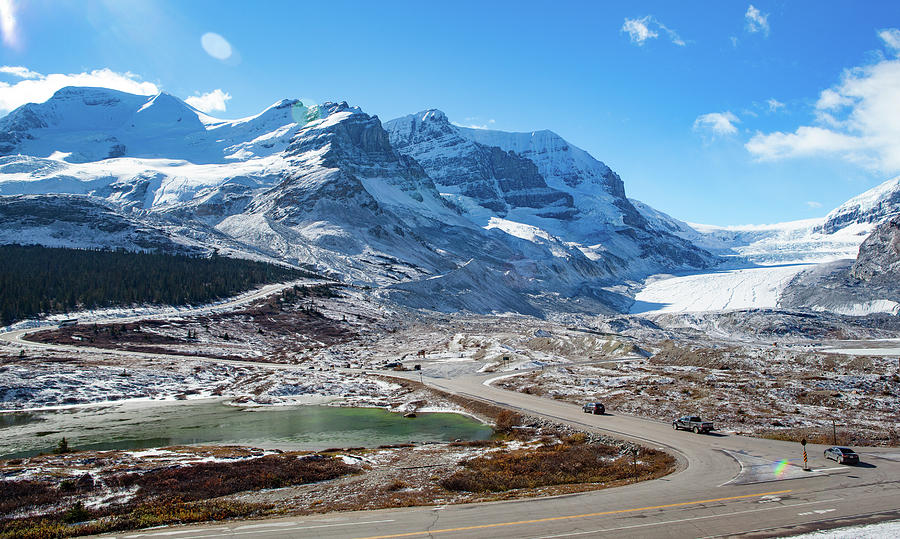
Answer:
[818,176,900,234]
[0,194,197,253]
[0,153,288,212]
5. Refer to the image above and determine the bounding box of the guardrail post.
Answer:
[631,447,638,482]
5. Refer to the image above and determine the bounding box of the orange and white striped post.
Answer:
[801,438,809,471]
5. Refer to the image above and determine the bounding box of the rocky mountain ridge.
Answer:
[851,214,900,281]
[385,110,714,276]
[779,215,900,315]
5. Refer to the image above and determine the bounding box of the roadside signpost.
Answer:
[631,447,639,482]
[801,438,810,471]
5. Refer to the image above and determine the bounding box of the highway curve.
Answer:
[71,369,900,539]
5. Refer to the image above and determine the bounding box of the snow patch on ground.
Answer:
[815,300,900,316]
[786,520,900,538]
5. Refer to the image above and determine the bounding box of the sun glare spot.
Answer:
[0,0,20,50]
[201,32,232,60]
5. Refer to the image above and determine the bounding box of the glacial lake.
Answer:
[0,399,493,459]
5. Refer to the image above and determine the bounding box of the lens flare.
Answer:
[291,100,321,125]
[201,32,232,60]
[774,459,790,478]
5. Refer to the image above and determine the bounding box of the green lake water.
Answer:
[0,399,493,459]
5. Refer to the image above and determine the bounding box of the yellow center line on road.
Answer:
[355,489,793,539]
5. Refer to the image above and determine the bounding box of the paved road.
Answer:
[4,286,899,538]
[80,371,900,539]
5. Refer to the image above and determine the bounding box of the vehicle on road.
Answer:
[824,446,859,465]
[673,415,714,434]
[582,402,605,414]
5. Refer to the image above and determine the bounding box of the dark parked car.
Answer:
[673,415,714,434]
[582,402,605,414]
[824,446,859,465]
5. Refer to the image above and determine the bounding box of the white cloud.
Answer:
[745,5,770,36]
[622,16,658,45]
[747,126,868,161]
[622,16,685,47]
[766,98,785,112]
[0,67,159,114]
[0,65,39,79]
[806,201,823,208]
[0,0,18,49]
[693,111,740,136]
[453,122,491,130]
[746,30,900,172]
[201,32,232,60]
[879,28,900,53]
[185,89,232,113]
[458,117,496,130]
[815,88,853,111]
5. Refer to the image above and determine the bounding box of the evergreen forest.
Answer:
[0,245,317,325]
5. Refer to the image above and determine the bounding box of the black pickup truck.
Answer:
[673,415,714,434]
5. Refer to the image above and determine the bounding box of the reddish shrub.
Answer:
[0,480,59,516]
[109,454,358,502]
[441,444,672,493]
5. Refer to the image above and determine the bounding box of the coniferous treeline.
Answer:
[0,244,317,325]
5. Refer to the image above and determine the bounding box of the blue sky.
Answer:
[1,0,899,225]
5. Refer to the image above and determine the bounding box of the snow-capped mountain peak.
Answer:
[0,86,315,164]
[385,109,714,276]
[458,126,619,195]
[421,109,448,122]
